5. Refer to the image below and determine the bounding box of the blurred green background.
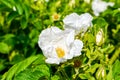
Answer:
[0,0,120,80]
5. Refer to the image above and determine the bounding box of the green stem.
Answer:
[57,65,70,80]
[60,69,70,80]
[109,48,120,64]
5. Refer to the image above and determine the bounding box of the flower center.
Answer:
[54,14,59,20]
[56,47,65,58]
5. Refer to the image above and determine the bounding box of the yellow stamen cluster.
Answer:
[56,47,65,58]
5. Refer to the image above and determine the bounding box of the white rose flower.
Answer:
[92,0,114,16]
[38,27,83,64]
[63,13,93,34]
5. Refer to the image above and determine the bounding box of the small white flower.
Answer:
[38,27,83,64]
[92,0,114,16]
[63,13,93,34]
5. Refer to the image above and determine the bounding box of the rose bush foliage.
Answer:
[0,0,120,80]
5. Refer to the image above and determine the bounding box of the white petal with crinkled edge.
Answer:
[38,27,62,48]
[78,13,93,33]
[38,27,83,64]
[45,58,60,64]
[70,40,83,57]
[63,13,80,30]
[63,13,93,34]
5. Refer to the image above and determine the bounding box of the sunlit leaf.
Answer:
[14,0,23,15]
[0,42,10,54]
[2,55,39,80]
[0,0,13,8]
[51,75,60,80]
[14,64,50,80]
[112,60,120,80]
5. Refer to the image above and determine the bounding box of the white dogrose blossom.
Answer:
[38,27,83,64]
[92,0,114,16]
[63,13,93,34]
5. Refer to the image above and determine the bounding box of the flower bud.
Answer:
[96,29,104,46]
[96,66,106,79]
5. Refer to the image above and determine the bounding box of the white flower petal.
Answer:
[63,13,80,30]
[63,13,93,34]
[38,26,62,48]
[42,45,58,58]
[70,40,83,57]
[92,0,114,16]
[45,58,60,64]
[38,26,83,64]
[66,30,75,47]
[78,13,93,32]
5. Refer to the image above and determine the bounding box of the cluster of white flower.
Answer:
[38,0,114,64]
[38,13,93,64]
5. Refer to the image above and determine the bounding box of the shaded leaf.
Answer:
[7,11,18,23]
[20,17,28,29]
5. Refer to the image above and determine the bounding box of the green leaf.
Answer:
[0,42,10,54]
[93,17,108,33]
[14,64,50,80]
[2,34,16,51]
[87,63,100,74]
[2,55,39,80]
[33,64,50,77]
[3,34,15,43]
[23,4,30,20]
[14,0,23,15]
[32,54,45,64]
[107,66,113,80]
[79,72,95,80]
[7,11,18,23]
[112,60,120,80]
[51,75,60,80]
[20,17,28,29]
[0,0,13,8]
[0,59,6,72]
[14,69,43,80]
